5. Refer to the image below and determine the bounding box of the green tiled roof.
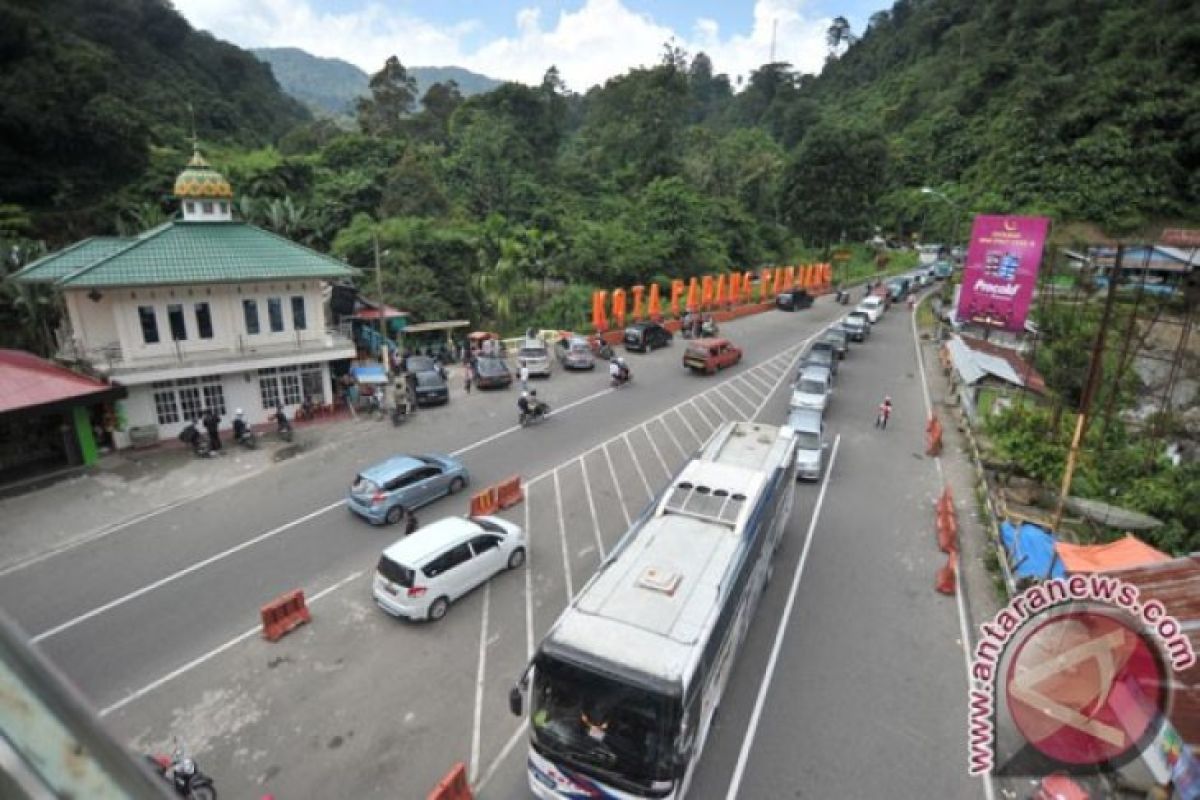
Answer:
[11,237,135,283]
[54,222,358,288]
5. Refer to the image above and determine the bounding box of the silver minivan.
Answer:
[790,366,832,414]
[518,338,552,377]
[787,407,827,481]
[373,515,527,622]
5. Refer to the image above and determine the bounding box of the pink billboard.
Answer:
[955,215,1050,332]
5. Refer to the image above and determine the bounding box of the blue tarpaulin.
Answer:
[350,364,388,385]
[999,521,1065,581]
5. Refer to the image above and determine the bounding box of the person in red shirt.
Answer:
[876,396,893,429]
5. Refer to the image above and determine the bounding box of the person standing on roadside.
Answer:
[203,407,222,451]
[462,362,473,394]
[518,362,530,392]
[876,396,893,429]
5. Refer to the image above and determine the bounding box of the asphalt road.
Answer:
[1,294,982,799]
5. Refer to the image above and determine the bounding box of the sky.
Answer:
[171,0,888,91]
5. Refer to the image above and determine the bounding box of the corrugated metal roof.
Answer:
[0,349,124,413]
[946,336,987,385]
[949,335,1047,394]
[1106,556,1200,746]
[52,222,357,288]
[10,237,135,283]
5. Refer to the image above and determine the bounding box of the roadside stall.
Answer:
[400,319,470,363]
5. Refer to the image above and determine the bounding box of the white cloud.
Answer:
[171,0,832,91]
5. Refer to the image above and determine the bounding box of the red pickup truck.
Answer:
[684,338,743,375]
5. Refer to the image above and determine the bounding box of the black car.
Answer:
[821,327,849,359]
[404,355,445,376]
[472,356,512,389]
[843,312,871,341]
[624,322,673,352]
[800,345,838,377]
[776,289,814,311]
[412,370,450,405]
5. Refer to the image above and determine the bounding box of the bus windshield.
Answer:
[531,654,679,789]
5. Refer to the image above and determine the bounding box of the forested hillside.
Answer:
[0,0,309,236]
[2,0,1197,315]
[252,48,503,116]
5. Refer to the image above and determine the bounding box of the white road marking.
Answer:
[622,432,655,501]
[688,397,718,428]
[448,385,616,459]
[553,471,573,601]
[523,498,534,659]
[640,422,672,480]
[469,580,491,785]
[31,500,345,644]
[673,406,705,445]
[724,379,761,411]
[473,720,529,795]
[601,444,633,528]
[700,391,734,421]
[710,386,750,417]
[909,293,996,800]
[724,436,841,800]
[98,569,363,717]
[0,494,204,578]
[656,415,690,460]
[578,458,606,561]
[740,370,774,393]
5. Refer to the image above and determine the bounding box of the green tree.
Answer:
[356,56,419,137]
[779,122,888,247]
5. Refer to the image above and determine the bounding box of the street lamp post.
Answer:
[921,186,963,249]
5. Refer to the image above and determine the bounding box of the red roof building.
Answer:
[0,349,124,415]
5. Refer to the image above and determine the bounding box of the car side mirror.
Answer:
[508,686,524,716]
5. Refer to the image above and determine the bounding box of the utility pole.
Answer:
[373,232,389,374]
[770,19,778,63]
[1052,244,1123,531]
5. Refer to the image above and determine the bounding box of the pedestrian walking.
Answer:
[518,363,530,391]
[876,396,893,429]
[462,363,473,394]
[203,408,222,451]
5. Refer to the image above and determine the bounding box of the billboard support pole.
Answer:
[1052,244,1123,531]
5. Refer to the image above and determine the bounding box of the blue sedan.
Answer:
[347,454,469,526]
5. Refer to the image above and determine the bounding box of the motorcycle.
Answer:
[591,337,614,360]
[179,423,214,458]
[610,369,632,389]
[145,740,217,799]
[519,401,551,427]
[234,430,258,450]
[835,289,849,305]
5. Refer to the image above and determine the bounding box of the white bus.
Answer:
[509,421,798,799]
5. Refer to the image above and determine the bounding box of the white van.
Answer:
[373,515,527,622]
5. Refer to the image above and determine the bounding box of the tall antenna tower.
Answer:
[770,19,778,63]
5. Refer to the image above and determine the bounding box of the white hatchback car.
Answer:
[373,515,527,622]
[856,296,885,323]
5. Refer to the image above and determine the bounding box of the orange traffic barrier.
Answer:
[261,589,311,642]
[426,762,472,800]
[495,476,524,509]
[935,551,958,595]
[925,414,943,456]
[469,488,498,517]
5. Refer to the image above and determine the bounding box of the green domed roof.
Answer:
[173,149,233,199]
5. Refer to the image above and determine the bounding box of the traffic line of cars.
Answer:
[785,288,894,481]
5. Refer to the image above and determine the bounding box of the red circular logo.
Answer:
[1005,610,1166,766]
